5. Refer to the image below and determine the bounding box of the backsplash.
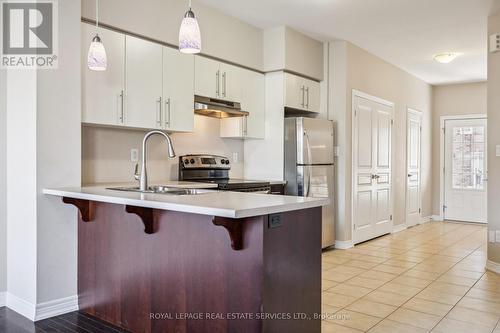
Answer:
[82,116,245,184]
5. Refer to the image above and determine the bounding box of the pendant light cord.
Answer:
[95,0,99,30]
[188,0,192,10]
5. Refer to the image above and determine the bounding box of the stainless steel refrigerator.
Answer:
[284,117,335,248]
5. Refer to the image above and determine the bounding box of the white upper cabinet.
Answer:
[195,56,244,102]
[82,23,125,126]
[163,47,194,132]
[219,62,243,102]
[195,56,221,99]
[220,69,265,139]
[284,72,320,113]
[125,35,163,130]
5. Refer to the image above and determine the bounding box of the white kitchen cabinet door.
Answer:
[284,73,306,111]
[219,62,243,102]
[220,117,246,138]
[241,70,265,139]
[304,79,320,112]
[125,35,163,130]
[195,56,220,99]
[82,23,125,126]
[163,47,194,132]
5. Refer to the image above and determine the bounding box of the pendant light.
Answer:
[87,0,107,71]
[179,0,201,54]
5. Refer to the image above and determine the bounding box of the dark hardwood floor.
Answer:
[0,307,127,333]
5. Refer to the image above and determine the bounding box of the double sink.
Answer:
[108,186,214,196]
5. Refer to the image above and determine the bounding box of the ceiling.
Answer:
[196,0,500,85]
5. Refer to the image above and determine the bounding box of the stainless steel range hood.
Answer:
[194,95,249,118]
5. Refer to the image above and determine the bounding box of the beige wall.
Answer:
[81,0,263,71]
[329,41,433,242]
[82,116,244,184]
[431,82,487,216]
[488,11,500,265]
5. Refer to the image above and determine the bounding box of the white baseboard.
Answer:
[486,260,500,274]
[35,295,79,321]
[5,293,78,321]
[431,215,444,222]
[392,224,407,233]
[334,240,354,250]
[0,292,6,307]
[6,293,36,321]
[421,216,431,224]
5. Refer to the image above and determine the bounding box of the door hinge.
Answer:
[443,205,447,213]
[354,109,357,117]
[390,215,393,221]
[391,119,394,125]
[442,127,446,134]
[419,208,421,214]
[420,126,422,132]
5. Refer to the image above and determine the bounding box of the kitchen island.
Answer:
[44,186,328,333]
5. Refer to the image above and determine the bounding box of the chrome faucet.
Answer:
[134,130,176,191]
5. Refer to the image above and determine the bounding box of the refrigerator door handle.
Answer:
[304,132,313,197]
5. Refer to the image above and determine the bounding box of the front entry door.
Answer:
[353,94,394,244]
[406,109,422,227]
[444,118,487,223]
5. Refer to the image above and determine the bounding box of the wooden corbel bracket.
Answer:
[62,197,94,222]
[212,217,244,251]
[125,205,157,234]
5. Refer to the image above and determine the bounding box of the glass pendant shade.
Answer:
[179,10,201,54]
[88,34,107,71]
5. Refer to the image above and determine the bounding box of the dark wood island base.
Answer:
[66,199,322,333]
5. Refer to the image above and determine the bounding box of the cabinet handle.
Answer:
[222,72,227,97]
[165,98,171,128]
[301,86,305,108]
[306,87,310,109]
[156,97,162,127]
[216,70,220,97]
[119,90,124,124]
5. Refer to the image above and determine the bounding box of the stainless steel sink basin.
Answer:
[107,186,214,195]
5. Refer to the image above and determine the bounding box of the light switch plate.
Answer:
[490,231,496,243]
[496,230,500,243]
[131,149,139,162]
[333,146,340,157]
[232,152,239,163]
[496,145,500,157]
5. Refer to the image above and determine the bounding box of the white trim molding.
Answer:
[6,293,36,321]
[0,292,6,307]
[35,295,79,321]
[392,224,408,233]
[486,260,500,274]
[421,216,431,224]
[334,240,354,250]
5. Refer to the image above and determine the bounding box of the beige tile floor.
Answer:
[321,221,500,333]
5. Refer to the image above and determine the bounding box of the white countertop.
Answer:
[83,181,219,189]
[43,186,328,219]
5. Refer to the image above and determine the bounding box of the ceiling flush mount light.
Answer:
[433,52,461,64]
[179,0,201,54]
[87,0,107,71]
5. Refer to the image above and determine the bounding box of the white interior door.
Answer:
[444,118,487,223]
[353,94,394,244]
[406,109,422,227]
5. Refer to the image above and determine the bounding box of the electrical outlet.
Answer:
[131,149,139,162]
[496,230,500,243]
[232,152,238,163]
[489,231,496,243]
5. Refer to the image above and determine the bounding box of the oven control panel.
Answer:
[179,155,231,170]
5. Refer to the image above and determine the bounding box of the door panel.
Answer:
[125,36,163,129]
[297,165,335,247]
[444,118,487,223]
[406,110,422,227]
[194,56,220,99]
[353,95,394,244]
[297,118,334,165]
[82,23,125,126]
[163,47,194,132]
